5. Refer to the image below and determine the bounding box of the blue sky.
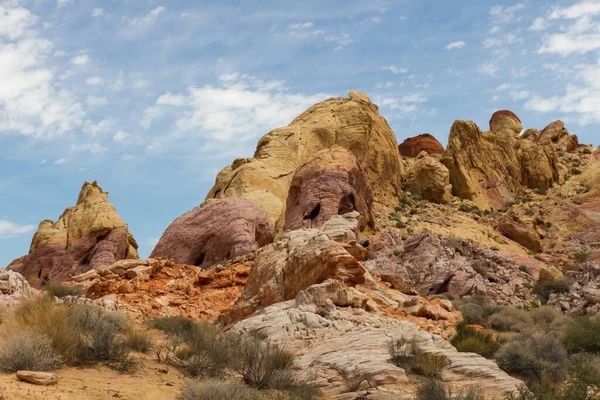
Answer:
[1,0,600,267]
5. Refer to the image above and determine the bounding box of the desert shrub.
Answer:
[459,203,482,215]
[69,304,136,371]
[43,281,82,298]
[150,316,196,338]
[411,353,448,378]
[525,208,535,216]
[451,322,499,358]
[572,168,582,175]
[574,251,589,263]
[171,322,232,378]
[177,379,261,400]
[416,379,452,400]
[454,298,502,327]
[503,385,537,400]
[489,308,532,332]
[0,329,63,372]
[13,296,81,363]
[519,265,529,273]
[583,148,592,154]
[388,337,417,367]
[533,278,572,303]
[530,306,562,331]
[396,220,406,229]
[388,338,447,378]
[125,328,154,353]
[563,316,600,354]
[340,367,376,392]
[495,333,567,383]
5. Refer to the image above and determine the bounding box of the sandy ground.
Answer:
[0,359,185,400]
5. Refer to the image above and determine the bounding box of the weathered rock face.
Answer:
[284,146,374,232]
[150,198,274,269]
[367,231,537,306]
[7,182,138,288]
[404,153,453,204]
[398,133,444,158]
[224,212,367,323]
[498,216,542,253]
[539,120,579,151]
[206,91,404,228]
[441,111,560,209]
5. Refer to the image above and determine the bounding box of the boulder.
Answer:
[404,153,453,203]
[150,198,274,269]
[489,110,522,137]
[206,91,404,228]
[498,217,542,253]
[224,212,367,323]
[398,133,444,158]
[7,181,138,288]
[538,267,563,283]
[16,371,58,386]
[284,146,374,232]
[517,139,559,191]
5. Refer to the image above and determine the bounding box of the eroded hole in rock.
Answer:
[193,252,206,267]
[429,276,452,296]
[304,203,321,221]
[338,193,356,215]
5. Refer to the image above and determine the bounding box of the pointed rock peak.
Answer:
[76,180,108,205]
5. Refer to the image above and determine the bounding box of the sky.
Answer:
[1,0,600,267]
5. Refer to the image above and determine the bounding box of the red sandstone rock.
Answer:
[284,146,374,231]
[150,198,274,269]
[398,134,444,158]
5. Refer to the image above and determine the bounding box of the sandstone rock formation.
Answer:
[284,146,374,231]
[16,371,58,386]
[441,111,560,209]
[206,91,404,228]
[150,198,274,269]
[398,133,444,158]
[231,299,523,398]
[538,120,579,152]
[7,182,138,288]
[404,153,452,203]
[367,231,537,306]
[498,216,542,253]
[225,212,367,322]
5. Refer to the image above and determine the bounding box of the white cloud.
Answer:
[0,219,36,238]
[549,2,600,19]
[113,130,130,142]
[86,76,103,85]
[511,66,533,78]
[91,8,104,17]
[478,62,499,77]
[83,118,116,136]
[0,4,85,138]
[133,79,149,89]
[381,65,409,74]
[70,143,109,154]
[288,22,314,29]
[483,33,523,48]
[54,158,67,165]
[378,93,428,112]
[218,73,239,82]
[376,81,394,89]
[325,33,353,51]
[39,159,47,164]
[129,6,166,29]
[529,17,548,31]
[87,96,108,108]
[489,3,526,24]
[142,73,328,144]
[510,90,530,100]
[444,40,466,50]
[57,0,72,8]
[70,54,90,66]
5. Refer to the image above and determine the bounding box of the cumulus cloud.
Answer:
[325,33,353,51]
[113,130,130,142]
[91,8,104,17]
[54,158,67,165]
[0,4,84,138]
[0,219,36,238]
[70,143,109,154]
[86,76,103,85]
[539,1,600,55]
[444,40,466,50]
[378,94,428,112]
[87,96,108,108]
[141,73,328,146]
[489,3,526,24]
[549,1,600,19]
[529,17,548,31]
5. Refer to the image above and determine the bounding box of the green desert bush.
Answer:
[0,329,63,372]
[388,337,447,378]
[415,380,485,400]
[533,278,572,303]
[177,379,261,400]
[43,281,82,298]
[574,250,589,263]
[451,322,499,358]
[125,328,155,353]
[489,307,532,332]
[150,315,196,338]
[495,333,568,383]
[563,316,600,354]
